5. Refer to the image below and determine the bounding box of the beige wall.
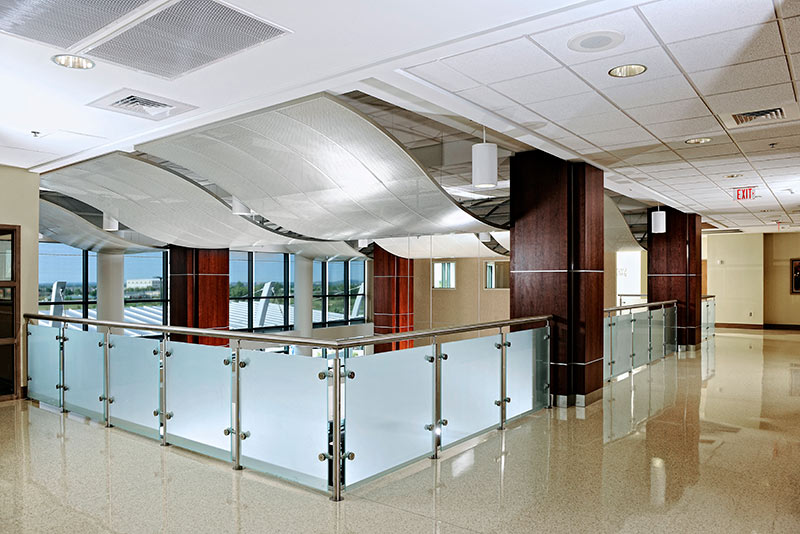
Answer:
[604,252,617,309]
[0,165,40,390]
[763,233,800,326]
[706,233,764,325]
[414,257,509,342]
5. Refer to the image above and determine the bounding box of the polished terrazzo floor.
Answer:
[1,329,799,533]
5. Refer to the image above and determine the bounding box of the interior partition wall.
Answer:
[0,225,20,399]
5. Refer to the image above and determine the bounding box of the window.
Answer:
[313,259,366,327]
[38,242,168,332]
[228,252,293,332]
[485,261,510,289]
[433,261,456,289]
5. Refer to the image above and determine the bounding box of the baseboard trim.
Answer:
[715,323,763,330]
[764,324,800,330]
[576,388,603,407]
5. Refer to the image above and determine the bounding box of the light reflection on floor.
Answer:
[1,329,799,533]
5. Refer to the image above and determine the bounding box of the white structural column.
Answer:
[293,255,313,356]
[96,252,125,333]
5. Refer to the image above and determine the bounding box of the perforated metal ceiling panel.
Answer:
[39,199,160,254]
[140,94,498,240]
[41,153,295,250]
[375,234,503,259]
[0,0,150,48]
[86,0,286,78]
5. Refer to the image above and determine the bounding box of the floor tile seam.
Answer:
[350,493,487,533]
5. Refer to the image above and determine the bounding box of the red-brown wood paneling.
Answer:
[373,245,413,352]
[169,246,229,346]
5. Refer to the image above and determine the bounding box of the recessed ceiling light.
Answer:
[608,64,646,78]
[51,54,95,70]
[568,31,625,53]
[724,173,743,179]
[685,137,712,144]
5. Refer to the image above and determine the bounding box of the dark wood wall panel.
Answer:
[647,207,702,346]
[510,151,604,401]
[169,246,229,346]
[373,245,413,353]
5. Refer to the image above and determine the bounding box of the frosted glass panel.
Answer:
[632,311,650,368]
[702,299,709,338]
[27,324,61,407]
[166,341,232,460]
[506,329,533,419]
[64,329,105,421]
[240,351,328,490]
[109,335,161,439]
[345,345,433,485]
[611,315,632,378]
[665,306,677,354]
[603,316,611,381]
[650,308,664,362]
[708,300,715,338]
[441,334,500,447]
[533,327,549,411]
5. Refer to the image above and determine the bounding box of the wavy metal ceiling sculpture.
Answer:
[139,93,498,241]
[375,233,504,259]
[39,199,161,254]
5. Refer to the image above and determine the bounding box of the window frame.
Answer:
[229,252,292,332]
[432,260,456,289]
[313,259,366,328]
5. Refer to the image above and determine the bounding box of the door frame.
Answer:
[0,224,21,401]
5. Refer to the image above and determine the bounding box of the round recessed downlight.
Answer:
[608,64,647,78]
[51,54,95,70]
[685,137,712,144]
[568,30,625,53]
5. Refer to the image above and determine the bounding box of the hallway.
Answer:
[1,330,799,533]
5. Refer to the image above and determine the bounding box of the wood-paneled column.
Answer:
[169,246,229,346]
[510,150,604,406]
[647,207,702,347]
[372,245,413,353]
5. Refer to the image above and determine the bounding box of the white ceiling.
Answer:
[4,0,800,232]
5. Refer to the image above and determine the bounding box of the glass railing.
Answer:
[602,300,678,382]
[24,312,551,501]
[701,295,716,341]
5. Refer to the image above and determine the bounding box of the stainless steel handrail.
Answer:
[24,312,552,351]
[603,299,678,314]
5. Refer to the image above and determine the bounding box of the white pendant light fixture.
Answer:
[472,127,497,189]
[102,213,119,232]
[231,196,251,215]
[651,206,666,234]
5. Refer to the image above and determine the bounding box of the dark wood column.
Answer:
[510,150,604,406]
[372,245,413,353]
[647,207,702,347]
[169,246,229,346]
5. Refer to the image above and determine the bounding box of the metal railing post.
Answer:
[330,352,343,501]
[648,308,653,362]
[608,312,613,379]
[58,324,67,412]
[232,340,242,470]
[661,304,666,359]
[545,319,552,408]
[496,328,509,430]
[159,332,170,447]
[432,337,443,458]
[629,309,635,371]
[103,331,111,426]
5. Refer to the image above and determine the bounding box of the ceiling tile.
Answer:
[676,143,741,159]
[531,121,573,139]
[691,155,750,168]
[491,68,591,104]
[785,16,800,53]
[601,75,697,109]
[583,126,656,147]
[405,61,481,92]
[667,23,785,72]
[570,46,681,89]
[455,86,517,110]
[442,38,560,84]
[730,122,800,141]
[640,0,777,43]
[704,83,796,115]
[556,135,599,152]
[527,91,616,120]
[494,105,544,126]
[560,110,636,134]
[738,134,800,153]
[690,57,792,96]
[626,98,711,125]
[648,116,725,138]
[530,9,658,66]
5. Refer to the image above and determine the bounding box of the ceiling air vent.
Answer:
[88,89,196,121]
[731,107,785,125]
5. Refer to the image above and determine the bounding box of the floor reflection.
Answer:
[2,330,800,533]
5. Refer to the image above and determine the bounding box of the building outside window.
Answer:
[433,261,456,289]
[123,252,168,325]
[313,259,366,327]
[229,252,293,331]
[485,260,510,289]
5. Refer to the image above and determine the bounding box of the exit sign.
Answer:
[736,187,755,200]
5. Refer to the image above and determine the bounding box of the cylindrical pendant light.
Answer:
[472,127,497,189]
[102,213,119,232]
[651,208,666,234]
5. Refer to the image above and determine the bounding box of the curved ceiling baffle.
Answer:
[374,233,504,259]
[604,194,645,252]
[39,199,162,254]
[41,152,299,252]
[138,93,500,241]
